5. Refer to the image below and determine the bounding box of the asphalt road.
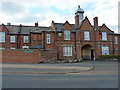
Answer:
[2,61,118,88]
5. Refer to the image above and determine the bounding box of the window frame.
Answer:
[102,46,109,55]
[46,33,51,44]
[63,46,72,56]
[10,36,16,43]
[0,47,5,50]
[0,32,5,43]
[84,31,90,41]
[102,32,107,41]
[115,36,118,44]
[22,46,29,49]
[23,36,29,43]
[64,30,70,40]
[10,47,16,49]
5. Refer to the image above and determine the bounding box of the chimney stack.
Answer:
[35,21,38,27]
[93,17,98,30]
[75,15,79,29]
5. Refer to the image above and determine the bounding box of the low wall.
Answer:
[1,49,40,63]
[40,49,57,61]
[0,49,57,63]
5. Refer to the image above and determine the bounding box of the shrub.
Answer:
[99,55,120,59]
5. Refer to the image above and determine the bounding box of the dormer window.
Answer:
[64,30,70,40]
[102,32,107,41]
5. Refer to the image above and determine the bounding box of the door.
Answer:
[91,50,94,60]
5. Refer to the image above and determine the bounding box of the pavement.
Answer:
[1,62,93,74]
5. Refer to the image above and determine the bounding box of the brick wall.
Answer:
[1,49,40,63]
[40,49,57,61]
[1,49,58,63]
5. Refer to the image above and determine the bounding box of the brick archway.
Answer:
[81,44,94,60]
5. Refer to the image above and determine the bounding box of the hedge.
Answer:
[99,55,120,59]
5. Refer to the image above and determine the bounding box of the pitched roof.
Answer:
[30,27,53,33]
[21,26,39,34]
[5,25,20,34]
[54,23,75,32]
[4,25,53,34]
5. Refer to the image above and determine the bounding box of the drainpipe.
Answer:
[43,31,46,49]
[75,31,77,60]
[112,33,114,55]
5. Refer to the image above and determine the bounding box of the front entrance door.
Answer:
[81,44,94,60]
[91,50,94,60]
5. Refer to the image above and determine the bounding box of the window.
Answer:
[22,46,29,49]
[102,32,107,40]
[115,36,118,44]
[63,46,72,56]
[10,47,16,49]
[102,46,109,55]
[0,47,5,49]
[46,34,50,44]
[24,36,28,43]
[64,30,70,40]
[84,31,90,40]
[0,32,5,43]
[58,33,62,37]
[10,36,15,43]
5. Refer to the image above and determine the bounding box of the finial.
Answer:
[78,5,80,8]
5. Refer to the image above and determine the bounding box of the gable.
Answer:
[100,24,113,32]
[62,21,72,29]
[0,24,9,32]
[54,23,75,32]
[79,16,94,31]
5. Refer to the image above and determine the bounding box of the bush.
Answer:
[99,55,120,60]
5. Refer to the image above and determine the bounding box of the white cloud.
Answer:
[0,0,119,33]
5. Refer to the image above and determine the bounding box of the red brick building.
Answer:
[0,6,120,63]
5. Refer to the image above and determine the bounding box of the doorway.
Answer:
[81,44,94,60]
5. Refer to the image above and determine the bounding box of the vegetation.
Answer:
[99,55,120,60]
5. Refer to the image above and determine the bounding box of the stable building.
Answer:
[0,6,120,63]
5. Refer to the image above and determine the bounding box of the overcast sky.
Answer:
[0,0,119,33]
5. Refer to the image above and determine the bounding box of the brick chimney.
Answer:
[75,15,79,29]
[35,21,38,27]
[93,17,98,30]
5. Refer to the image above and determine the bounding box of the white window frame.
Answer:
[64,30,70,40]
[102,32,107,41]
[23,36,29,43]
[102,46,109,55]
[46,34,50,44]
[0,32,5,43]
[84,31,90,40]
[115,36,118,44]
[0,47,5,50]
[63,46,72,56]
[22,46,29,49]
[10,36,15,43]
[10,47,16,49]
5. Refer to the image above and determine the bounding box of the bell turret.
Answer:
[75,5,84,28]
